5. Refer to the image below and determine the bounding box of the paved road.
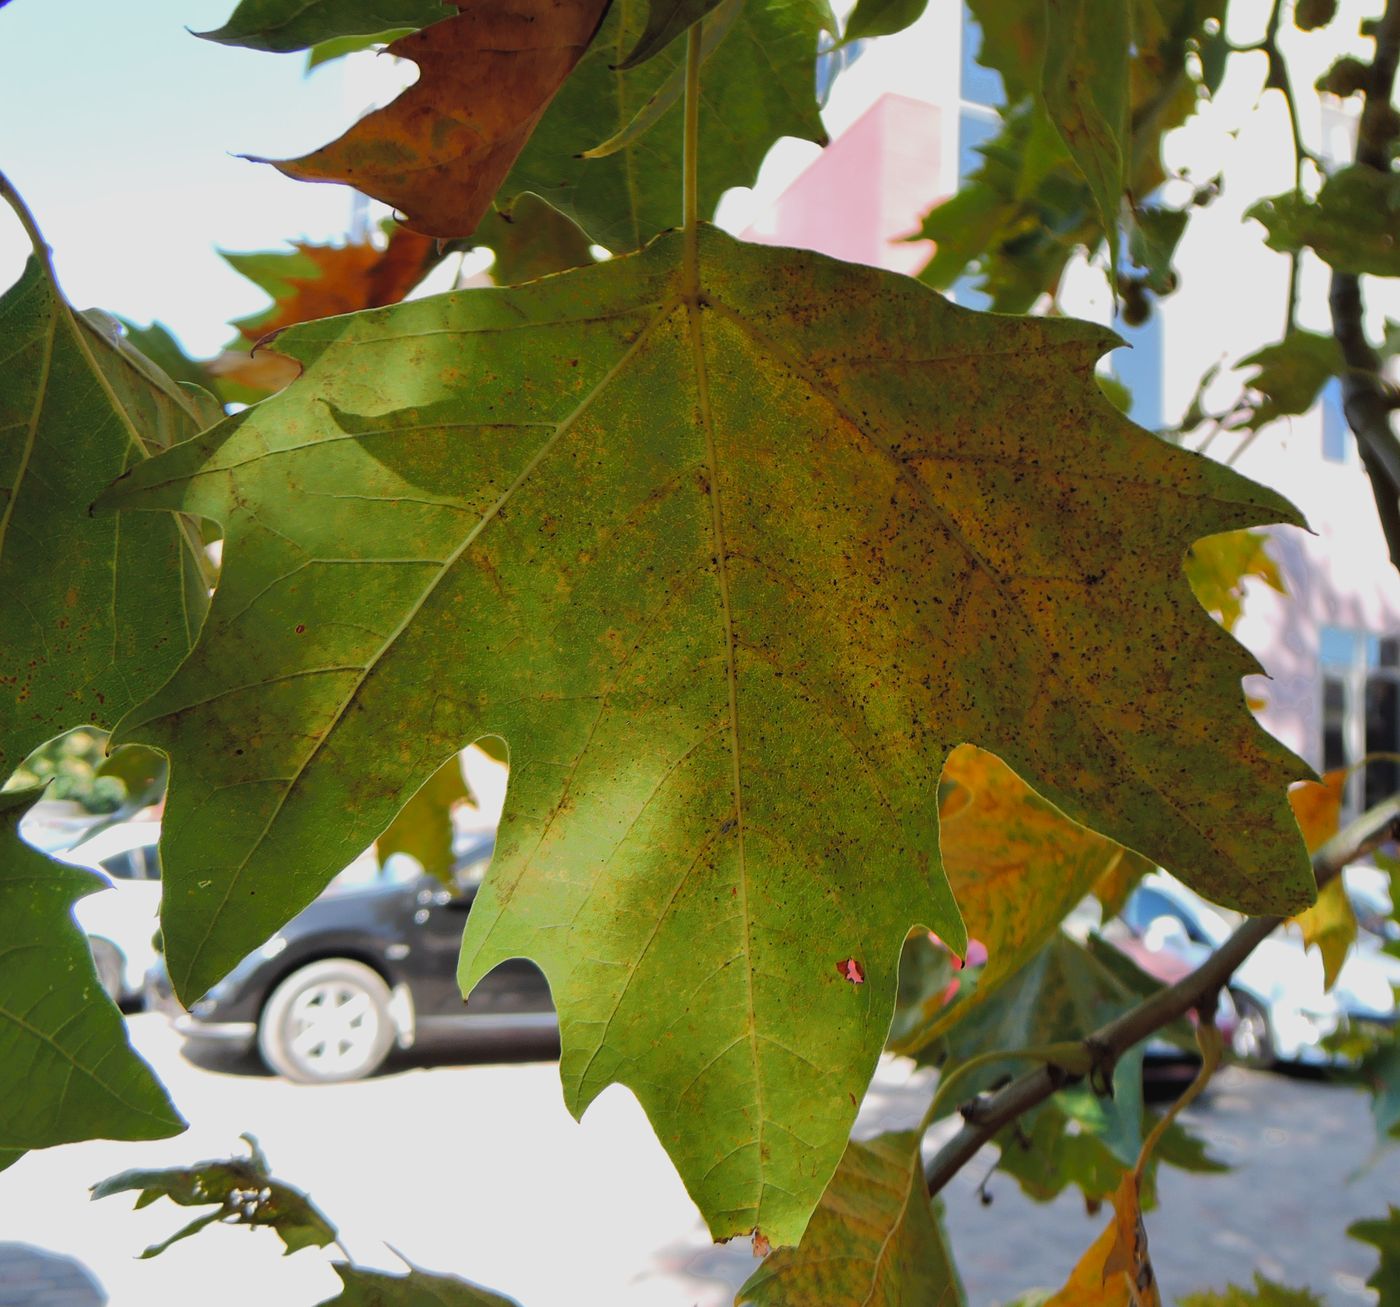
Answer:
[0,1016,1393,1305]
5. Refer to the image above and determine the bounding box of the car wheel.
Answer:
[88,937,123,1004]
[1226,990,1275,1068]
[257,959,395,1084]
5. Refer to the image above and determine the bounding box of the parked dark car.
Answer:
[146,833,556,1083]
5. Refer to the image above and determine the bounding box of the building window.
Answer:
[1321,377,1350,462]
[960,4,1005,108]
[1319,625,1400,811]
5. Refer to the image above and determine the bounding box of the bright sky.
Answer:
[0,0,388,355]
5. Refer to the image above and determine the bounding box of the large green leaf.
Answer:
[0,790,184,1162]
[92,1133,336,1259]
[499,0,833,250]
[198,0,453,52]
[319,1264,520,1306]
[104,226,1309,1244]
[0,194,213,781]
[737,1131,965,1306]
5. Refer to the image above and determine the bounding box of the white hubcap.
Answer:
[286,982,380,1075]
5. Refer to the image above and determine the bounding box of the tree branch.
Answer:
[1329,0,1400,571]
[924,793,1400,1197]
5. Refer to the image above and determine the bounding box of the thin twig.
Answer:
[924,793,1400,1196]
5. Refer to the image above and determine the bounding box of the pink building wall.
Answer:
[742,93,939,275]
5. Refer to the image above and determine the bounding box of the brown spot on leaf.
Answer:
[836,958,865,984]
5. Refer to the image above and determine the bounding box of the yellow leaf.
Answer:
[896,746,1125,1050]
[1288,770,1355,990]
[1047,1173,1159,1307]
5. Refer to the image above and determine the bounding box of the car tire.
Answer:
[88,937,124,1004]
[1226,989,1275,1068]
[257,959,396,1084]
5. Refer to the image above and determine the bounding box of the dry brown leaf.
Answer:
[237,229,439,345]
[272,0,612,239]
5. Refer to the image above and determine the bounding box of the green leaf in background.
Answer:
[618,0,728,68]
[1249,167,1400,277]
[198,0,452,53]
[0,789,184,1164]
[500,0,833,250]
[0,184,213,783]
[737,1131,965,1307]
[376,752,473,883]
[105,226,1308,1244]
[1360,1039,1400,1143]
[843,0,929,41]
[1126,205,1190,295]
[92,1133,337,1259]
[1350,1207,1400,1306]
[1235,331,1342,431]
[924,1,1217,310]
[477,197,595,287]
[1040,0,1130,281]
[1184,529,1285,635]
[319,1263,521,1306]
[306,29,416,70]
[1179,1275,1326,1306]
[924,933,1146,1088]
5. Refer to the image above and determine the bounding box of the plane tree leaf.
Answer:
[319,1263,521,1306]
[736,1131,966,1307]
[376,752,473,882]
[0,789,184,1165]
[1178,1276,1326,1307]
[198,0,453,52]
[1041,1170,1155,1306]
[1287,771,1355,990]
[270,0,613,240]
[1234,331,1342,432]
[1349,1208,1400,1307]
[103,226,1310,1245]
[889,747,1128,1052]
[0,185,212,782]
[497,0,833,250]
[1040,0,1129,283]
[92,1133,337,1259]
[477,197,595,287]
[1184,530,1284,635]
[1249,167,1400,277]
[618,0,727,69]
[228,230,441,347]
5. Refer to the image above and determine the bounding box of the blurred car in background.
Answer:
[146,832,557,1084]
[1105,869,1399,1065]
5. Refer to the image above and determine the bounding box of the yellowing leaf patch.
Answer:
[105,227,1310,1245]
